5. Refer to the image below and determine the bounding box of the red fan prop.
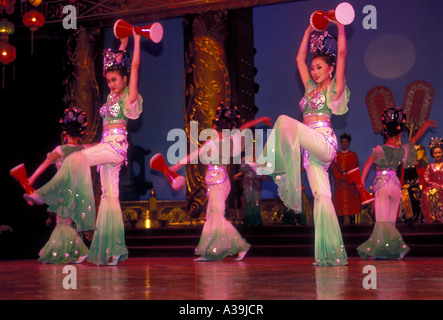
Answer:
[345,167,375,205]
[114,19,163,43]
[310,2,355,31]
[150,153,185,191]
[10,163,35,195]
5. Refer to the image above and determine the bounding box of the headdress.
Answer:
[428,137,443,152]
[60,107,87,139]
[103,48,131,76]
[310,31,337,65]
[381,107,406,137]
[213,103,241,130]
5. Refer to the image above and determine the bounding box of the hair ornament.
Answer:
[103,48,131,75]
[428,137,443,151]
[213,103,241,130]
[310,31,337,64]
[381,107,406,137]
[60,106,87,139]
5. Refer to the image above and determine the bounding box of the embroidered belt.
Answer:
[302,120,337,169]
[101,127,128,161]
[206,164,228,186]
[307,120,332,130]
[307,120,337,151]
[374,169,399,191]
[102,127,128,139]
[376,170,396,176]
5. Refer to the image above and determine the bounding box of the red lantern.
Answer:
[23,10,45,31]
[22,10,45,54]
[0,40,15,65]
[0,40,16,88]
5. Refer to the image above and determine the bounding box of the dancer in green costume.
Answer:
[151,104,271,261]
[256,13,349,265]
[13,107,91,264]
[23,28,143,266]
[357,108,436,259]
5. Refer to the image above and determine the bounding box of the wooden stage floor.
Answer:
[1,257,442,301]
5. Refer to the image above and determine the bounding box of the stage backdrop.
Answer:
[102,0,443,201]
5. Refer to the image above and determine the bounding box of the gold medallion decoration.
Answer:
[184,11,231,218]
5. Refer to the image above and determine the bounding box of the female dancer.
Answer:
[421,137,443,223]
[256,16,349,266]
[37,107,91,264]
[153,104,271,261]
[357,107,436,259]
[12,107,91,263]
[24,29,143,266]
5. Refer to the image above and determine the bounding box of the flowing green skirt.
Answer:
[357,221,410,260]
[195,179,250,261]
[243,180,263,226]
[87,195,128,265]
[38,218,89,264]
[258,115,347,266]
[36,151,96,232]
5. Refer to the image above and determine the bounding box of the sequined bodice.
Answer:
[299,89,332,117]
[100,93,127,124]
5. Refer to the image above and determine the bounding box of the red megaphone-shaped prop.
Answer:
[345,167,375,205]
[114,19,163,43]
[10,163,35,195]
[150,153,185,191]
[310,2,355,31]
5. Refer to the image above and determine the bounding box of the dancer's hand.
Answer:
[425,120,437,129]
[132,27,141,42]
[260,116,272,127]
[118,37,129,51]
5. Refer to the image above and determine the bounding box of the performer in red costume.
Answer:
[331,133,361,224]
[421,137,443,223]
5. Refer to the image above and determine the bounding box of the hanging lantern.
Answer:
[0,41,16,65]
[0,0,16,15]
[22,10,45,55]
[0,18,15,41]
[0,40,16,89]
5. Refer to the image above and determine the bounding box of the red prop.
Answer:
[150,153,185,191]
[114,19,163,43]
[10,163,35,195]
[310,10,335,31]
[310,2,355,31]
[345,167,375,205]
